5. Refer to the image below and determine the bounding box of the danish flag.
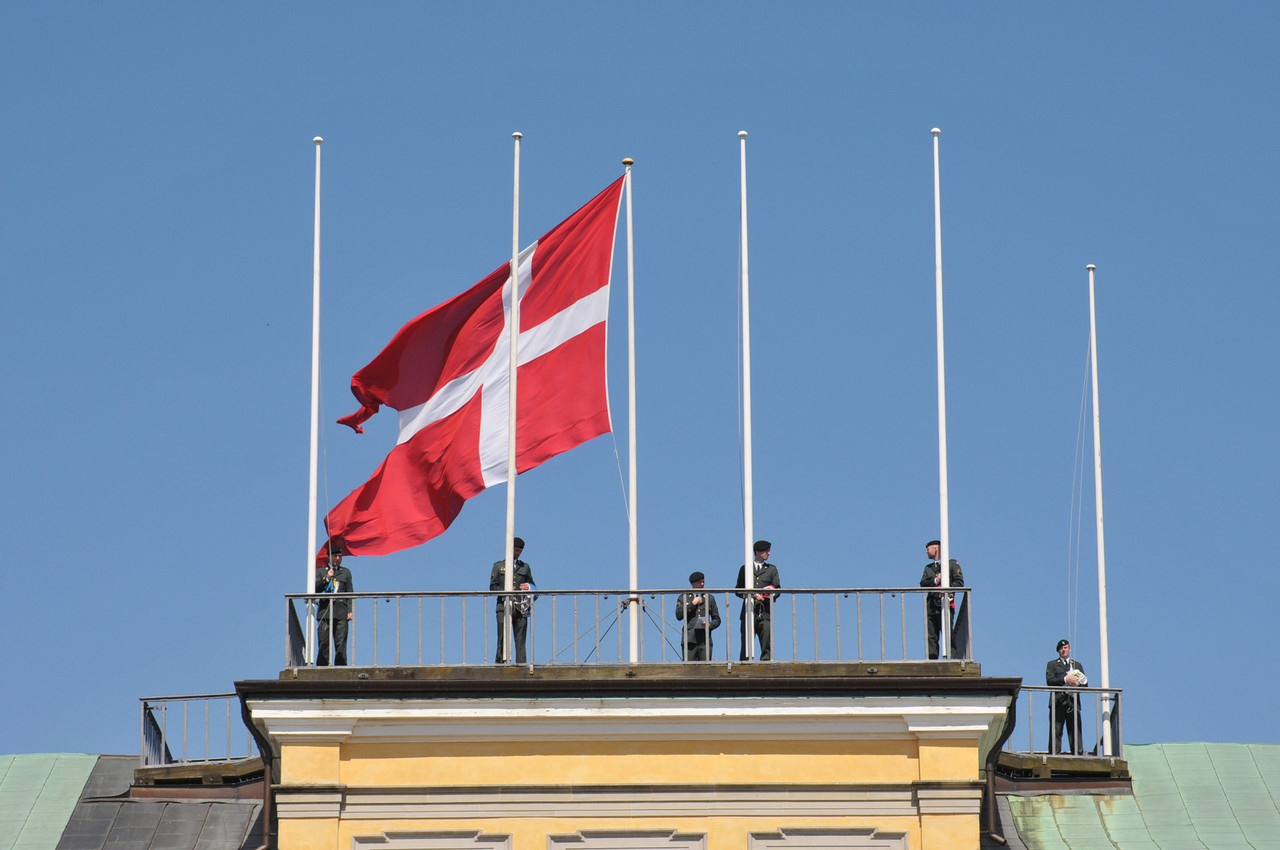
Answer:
[325,177,625,557]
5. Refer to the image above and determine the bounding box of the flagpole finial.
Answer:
[622,157,634,166]
[512,131,523,140]
[313,136,323,145]
[931,128,941,136]
[1086,264,1097,271]
[738,130,748,139]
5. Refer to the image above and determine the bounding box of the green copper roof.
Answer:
[1007,742,1280,849]
[0,754,97,850]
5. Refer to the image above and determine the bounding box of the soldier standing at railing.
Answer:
[736,540,780,661]
[1047,638,1086,755]
[491,537,536,663]
[315,545,354,666]
[677,571,721,661]
[920,539,963,660]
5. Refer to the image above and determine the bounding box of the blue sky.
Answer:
[3,3,1277,755]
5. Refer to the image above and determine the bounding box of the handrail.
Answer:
[139,693,256,767]
[289,586,974,668]
[1002,684,1124,759]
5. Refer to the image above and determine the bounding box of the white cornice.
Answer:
[248,695,1009,746]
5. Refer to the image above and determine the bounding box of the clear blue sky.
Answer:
[3,3,1277,755]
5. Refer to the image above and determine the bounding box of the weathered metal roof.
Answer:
[56,798,262,850]
[0,753,97,850]
[55,755,262,850]
[0,754,261,850]
[1003,742,1280,848]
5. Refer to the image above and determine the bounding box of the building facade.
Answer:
[240,663,1017,850]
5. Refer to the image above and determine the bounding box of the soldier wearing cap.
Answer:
[920,539,964,659]
[736,540,781,660]
[1047,639,1087,754]
[490,537,536,663]
[315,539,354,666]
[676,571,721,661]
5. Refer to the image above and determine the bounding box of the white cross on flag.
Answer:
[325,176,625,557]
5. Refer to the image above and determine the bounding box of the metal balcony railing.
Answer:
[139,693,257,767]
[286,586,974,668]
[1002,684,1125,759]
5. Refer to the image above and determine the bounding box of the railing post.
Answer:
[1025,690,1034,753]
[856,593,863,660]
[899,592,907,660]
[1048,692,1056,754]
[813,594,820,662]
[529,601,536,667]
[966,589,974,659]
[790,594,797,660]
[1114,690,1123,757]
[879,593,886,660]
[724,591,733,664]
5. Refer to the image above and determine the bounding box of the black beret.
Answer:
[688,571,705,584]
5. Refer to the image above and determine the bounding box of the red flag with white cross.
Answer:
[326,177,625,557]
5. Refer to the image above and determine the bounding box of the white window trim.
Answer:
[749,827,908,850]
[548,829,706,850]
[353,830,511,850]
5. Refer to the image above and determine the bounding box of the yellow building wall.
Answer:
[919,814,978,849]
[279,818,337,850]
[336,737,928,787]
[276,734,984,849]
[916,738,977,780]
[279,743,341,785]
[265,690,1005,850]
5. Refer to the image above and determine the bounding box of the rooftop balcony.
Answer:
[140,584,1124,788]
[285,586,976,668]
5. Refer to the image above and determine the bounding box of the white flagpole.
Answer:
[738,131,756,660]
[931,128,952,659]
[623,158,640,663]
[502,132,522,663]
[305,136,323,665]
[1087,263,1113,754]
